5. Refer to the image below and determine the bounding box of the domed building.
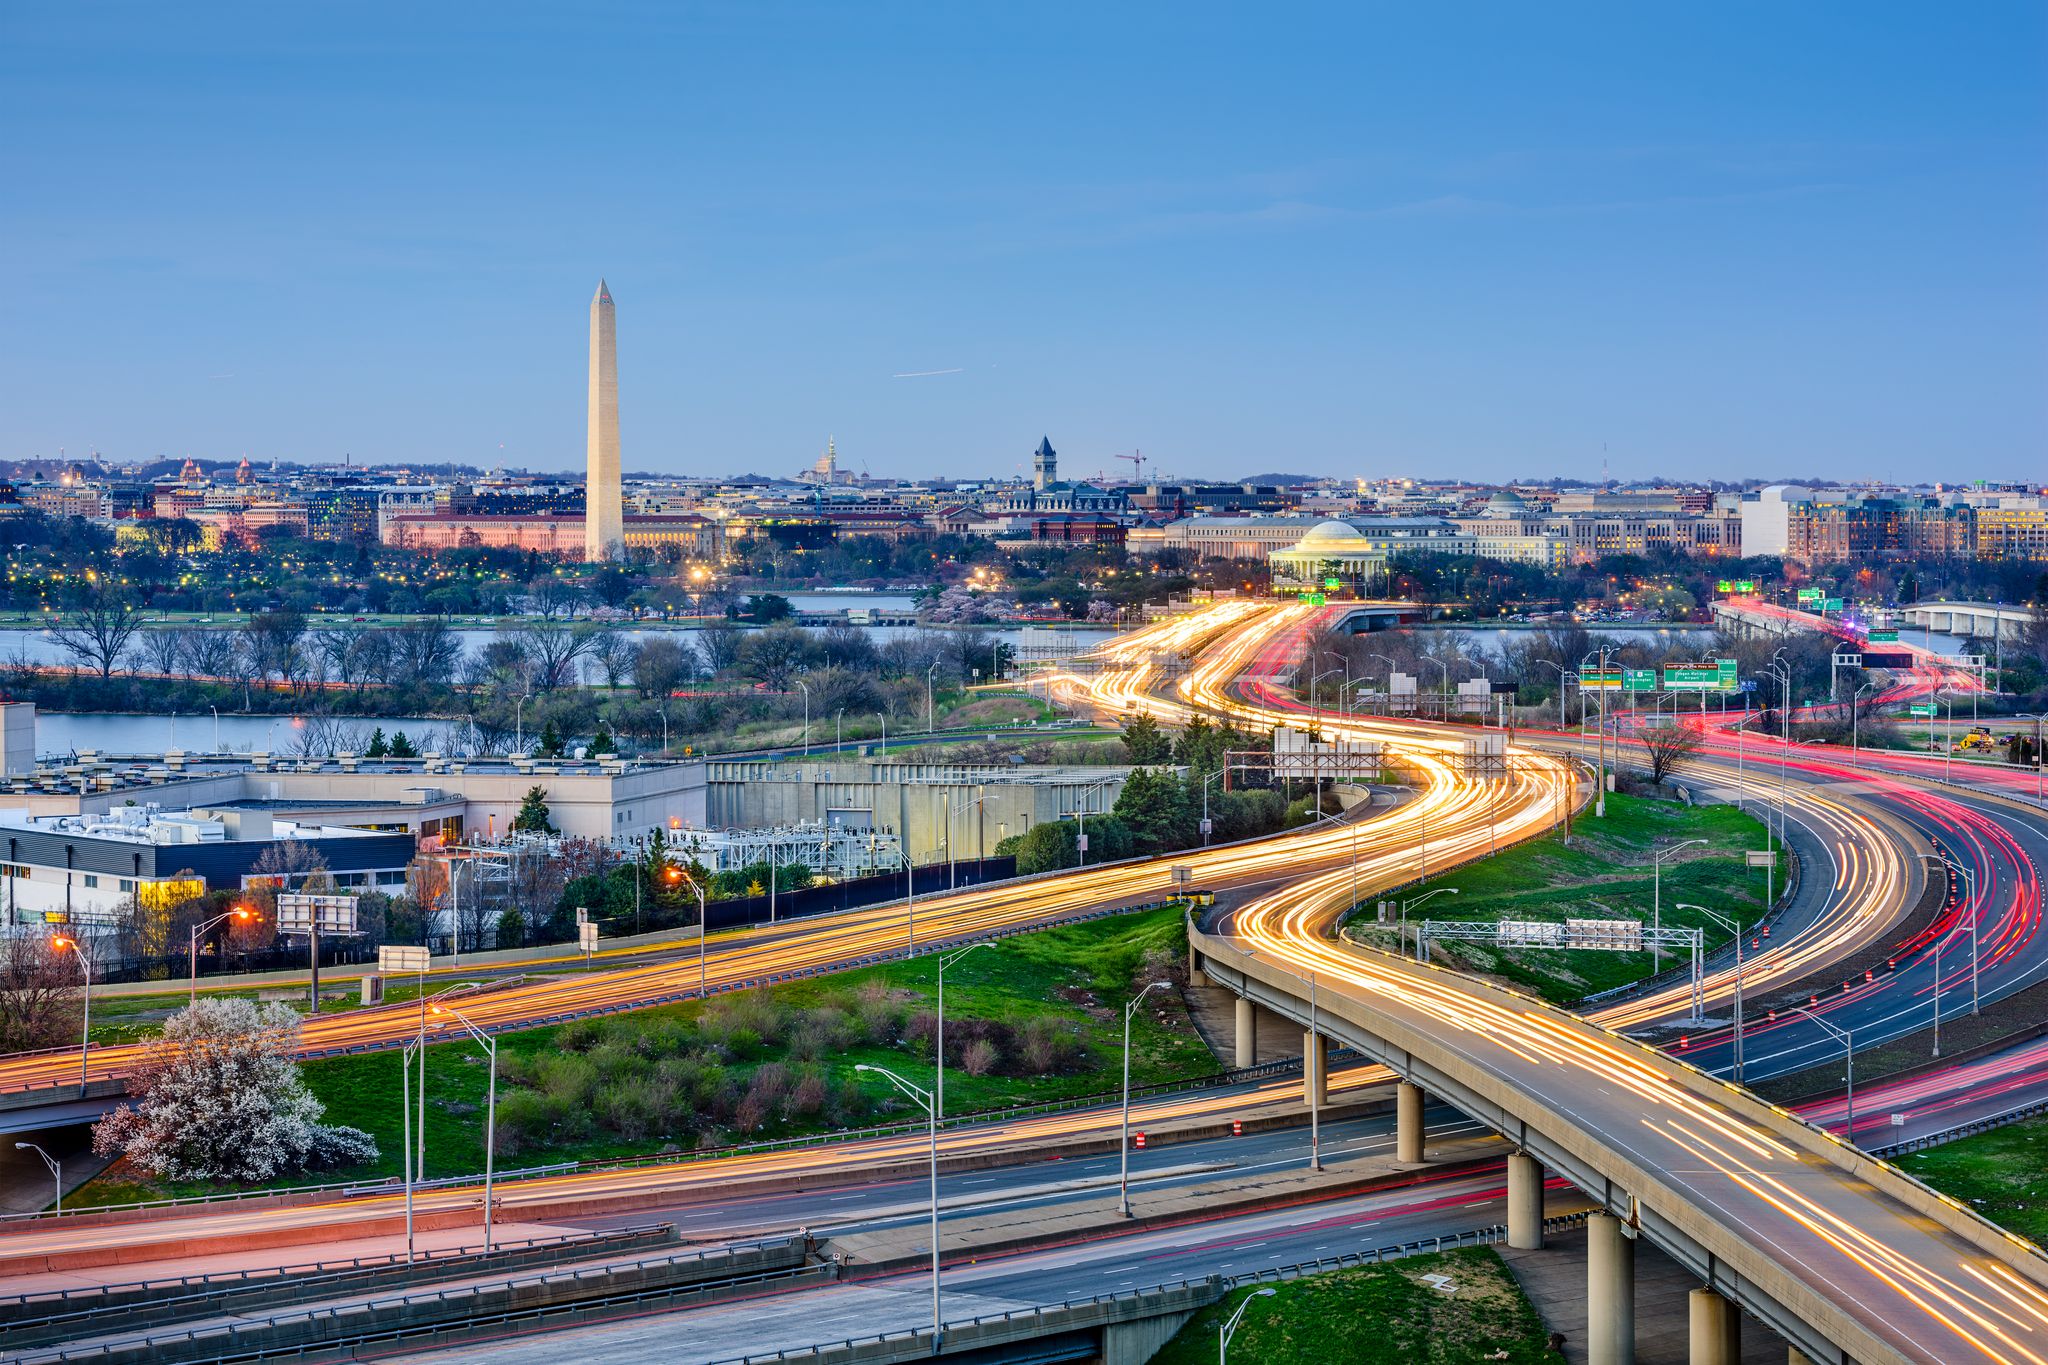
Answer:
[1268,519,1388,594]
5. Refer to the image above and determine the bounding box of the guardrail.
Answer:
[11,1236,815,1365]
[0,1222,680,1318]
[1868,1096,2048,1158]
[704,1219,1574,1364]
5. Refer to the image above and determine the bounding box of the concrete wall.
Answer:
[706,762,1127,865]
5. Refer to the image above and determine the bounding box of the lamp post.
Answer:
[1220,1288,1278,1363]
[1850,681,1875,756]
[796,679,810,755]
[399,1036,421,1263]
[1935,850,1981,1015]
[1419,656,1451,723]
[514,692,529,754]
[50,934,92,1088]
[1649,840,1708,971]
[1365,651,1398,718]
[427,1000,498,1251]
[1119,981,1172,1215]
[835,708,844,754]
[187,906,253,1006]
[209,704,220,752]
[1679,903,1743,1081]
[1399,886,1458,961]
[1200,770,1223,846]
[14,1141,60,1213]
[926,662,939,732]
[673,865,708,994]
[855,1064,942,1349]
[1792,1007,1856,1144]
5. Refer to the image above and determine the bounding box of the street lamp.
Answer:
[14,1141,60,1213]
[796,679,810,756]
[187,905,254,1006]
[1678,903,1743,1080]
[427,1000,498,1251]
[1400,887,1458,962]
[209,704,220,752]
[1220,1288,1278,1363]
[50,935,92,1087]
[1849,682,1876,757]
[1934,848,1981,1016]
[1119,981,1172,1216]
[1792,1007,1856,1145]
[514,692,530,754]
[1649,840,1708,970]
[926,662,940,733]
[1418,656,1451,723]
[672,865,709,995]
[1200,770,1223,846]
[854,1064,942,1349]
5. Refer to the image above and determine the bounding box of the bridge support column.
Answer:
[1303,1031,1327,1109]
[1233,996,1257,1069]
[1396,1081,1426,1163]
[1506,1152,1543,1249]
[1188,954,1209,988]
[1688,1288,1739,1365]
[1588,1212,1636,1365]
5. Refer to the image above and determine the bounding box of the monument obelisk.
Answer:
[585,280,623,562]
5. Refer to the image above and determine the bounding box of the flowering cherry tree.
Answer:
[92,998,377,1182]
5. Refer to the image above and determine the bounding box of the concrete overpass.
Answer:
[1901,600,2033,643]
[1191,918,2048,1365]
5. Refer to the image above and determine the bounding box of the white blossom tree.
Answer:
[91,999,377,1182]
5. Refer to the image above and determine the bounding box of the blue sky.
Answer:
[2,2,2042,484]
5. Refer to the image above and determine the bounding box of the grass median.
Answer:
[74,904,1220,1207]
[1150,1249,1554,1365]
[1897,1117,2048,1247]
[1343,792,1777,1006]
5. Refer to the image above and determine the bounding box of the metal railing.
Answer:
[1868,1097,2048,1158]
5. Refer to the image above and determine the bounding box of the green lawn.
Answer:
[1896,1116,2048,1247]
[1344,793,1778,1005]
[74,905,1217,1207]
[1150,1250,1553,1365]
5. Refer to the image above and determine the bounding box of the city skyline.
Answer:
[2,4,2044,483]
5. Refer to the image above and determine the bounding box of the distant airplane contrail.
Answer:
[892,367,965,378]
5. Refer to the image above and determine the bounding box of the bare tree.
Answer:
[1638,722,1702,785]
[513,620,598,692]
[0,935,83,1053]
[51,583,145,678]
[526,576,586,619]
[136,628,188,678]
[587,631,638,690]
[182,629,242,681]
[386,621,461,689]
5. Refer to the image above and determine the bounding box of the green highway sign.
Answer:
[1623,669,1657,693]
[1302,593,1326,606]
[1869,629,1898,643]
[1797,588,1822,602]
[1323,577,1342,590]
[1664,661,1738,691]
[1734,580,1756,593]
[1909,704,1936,718]
[1580,669,1624,690]
[1823,598,1844,612]
[1716,580,1732,593]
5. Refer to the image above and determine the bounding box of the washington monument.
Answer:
[585,279,623,562]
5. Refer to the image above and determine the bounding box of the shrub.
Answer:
[961,1039,1000,1077]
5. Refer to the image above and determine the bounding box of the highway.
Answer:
[7,598,2047,1363]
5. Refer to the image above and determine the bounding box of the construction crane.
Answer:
[1115,450,1147,483]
